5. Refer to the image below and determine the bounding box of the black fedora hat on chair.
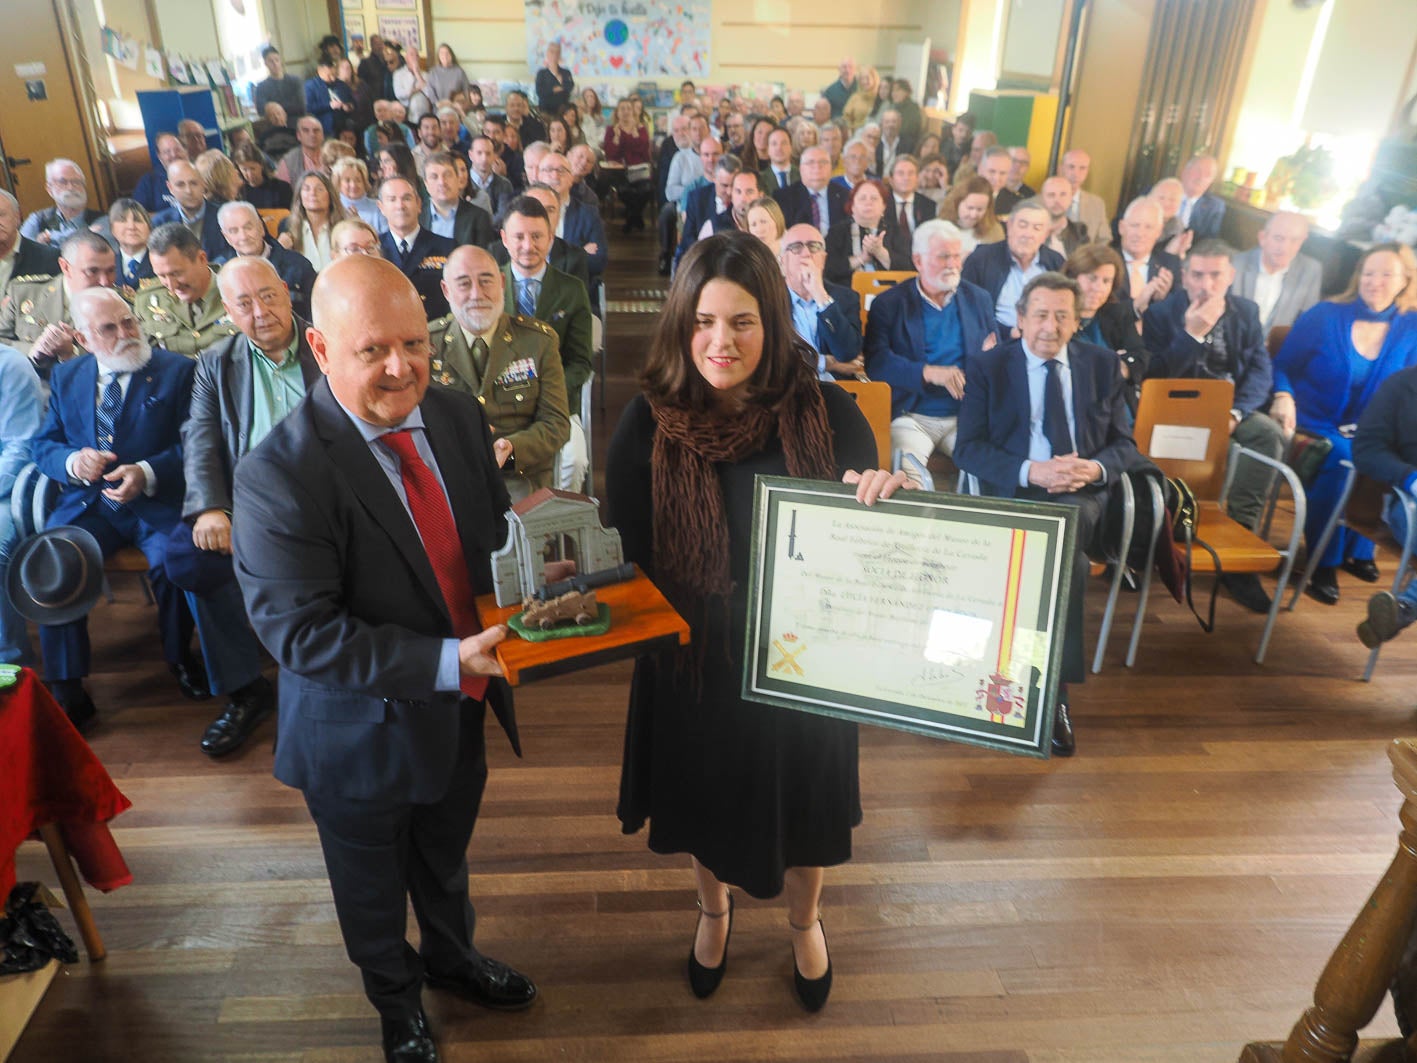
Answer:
[7,526,106,626]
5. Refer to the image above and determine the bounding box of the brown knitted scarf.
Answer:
[649,379,836,637]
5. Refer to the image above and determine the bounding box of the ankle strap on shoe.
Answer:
[788,914,821,933]
[696,897,730,919]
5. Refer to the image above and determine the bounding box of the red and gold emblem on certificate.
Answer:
[771,632,805,676]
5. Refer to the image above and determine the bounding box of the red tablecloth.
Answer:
[0,668,132,896]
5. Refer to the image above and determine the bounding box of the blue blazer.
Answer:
[1273,301,1417,435]
[959,240,1065,314]
[954,338,1140,498]
[380,229,457,320]
[773,181,849,230]
[674,183,721,268]
[1187,193,1226,240]
[152,205,234,263]
[560,198,608,278]
[31,348,194,526]
[810,281,863,365]
[115,248,155,298]
[1141,289,1273,414]
[131,168,171,214]
[864,277,998,418]
[1354,364,1417,491]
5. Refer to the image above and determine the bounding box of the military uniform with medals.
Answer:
[0,274,90,370]
[427,311,570,495]
[135,269,239,356]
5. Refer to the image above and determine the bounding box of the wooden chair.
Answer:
[850,270,916,333]
[833,379,933,489]
[258,208,289,239]
[1128,379,1306,665]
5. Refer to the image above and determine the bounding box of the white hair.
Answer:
[913,218,975,259]
[216,255,281,299]
[1122,196,1164,225]
[217,200,261,229]
[1151,177,1184,196]
[45,158,83,183]
[0,189,17,215]
[70,286,128,334]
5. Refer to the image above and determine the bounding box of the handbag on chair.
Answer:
[1285,429,1334,488]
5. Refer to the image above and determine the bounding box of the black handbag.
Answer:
[1287,429,1334,487]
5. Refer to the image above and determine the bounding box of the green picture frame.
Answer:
[742,477,1078,759]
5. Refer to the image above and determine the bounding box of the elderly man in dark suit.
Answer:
[779,223,863,379]
[179,257,322,756]
[215,201,317,322]
[1177,155,1225,240]
[675,153,739,272]
[0,190,61,293]
[956,272,1143,756]
[866,218,999,481]
[1231,211,1323,332]
[775,147,849,231]
[232,256,535,1063]
[534,153,609,287]
[961,199,1065,331]
[1112,196,1181,316]
[378,178,456,322]
[1142,239,1283,614]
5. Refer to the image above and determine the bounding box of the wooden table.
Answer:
[475,567,690,686]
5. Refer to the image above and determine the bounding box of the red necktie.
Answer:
[380,429,487,700]
[898,201,910,231]
[810,194,821,229]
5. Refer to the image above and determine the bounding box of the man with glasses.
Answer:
[774,147,848,230]
[176,257,320,756]
[216,201,317,322]
[0,230,116,376]
[536,152,607,284]
[779,223,863,380]
[330,218,384,260]
[20,159,103,246]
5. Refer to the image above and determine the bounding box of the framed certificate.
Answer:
[742,477,1078,759]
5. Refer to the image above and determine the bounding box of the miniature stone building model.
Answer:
[490,488,625,606]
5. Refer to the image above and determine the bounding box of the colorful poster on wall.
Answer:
[345,14,366,55]
[377,15,421,57]
[525,0,711,78]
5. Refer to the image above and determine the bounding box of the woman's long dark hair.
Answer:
[641,230,817,413]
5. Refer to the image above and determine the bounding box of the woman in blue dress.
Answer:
[1271,243,1417,604]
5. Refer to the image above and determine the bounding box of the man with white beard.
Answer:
[20,159,104,245]
[28,287,213,729]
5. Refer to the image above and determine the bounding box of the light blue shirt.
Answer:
[332,396,465,693]
[1017,342,1105,488]
[788,288,832,378]
[0,346,43,499]
[427,202,458,240]
[995,252,1047,329]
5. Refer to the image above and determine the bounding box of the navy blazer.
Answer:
[131,168,171,214]
[954,338,1141,498]
[1109,243,1182,304]
[31,348,194,526]
[883,194,936,233]
[675,183,722,268]
[115,248,155,298]
[1355,365,1417,491]
[1187,193,1226,240]
[380,229,457,320]
[796,280,862,366]
[152,205,234,263]
[1141,289,1273,415]
[959,241,1065,318]
[231,380,518,803]
[418,199,495,250]
[773,181,849,230]
[560,198,608,278]
[864,277,998,419]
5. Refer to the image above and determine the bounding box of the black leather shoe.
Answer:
[1306,566,1340,606]
[1343,558,1381,583]
[1051,691,1075,758]
[1358,592,1417,649]
[47,679,96,734]
[380,1009,437,1063]
[425,956,537,1011]
[170,657,212,701]
[200,677,275,758]
[1222,573,1272,614]
[790,917,832,1012]
[687,893,733,999]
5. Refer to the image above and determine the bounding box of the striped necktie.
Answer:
[96,374,123,509]
[517,278,540,317]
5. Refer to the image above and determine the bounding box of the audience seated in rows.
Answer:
[961,199,1065,330]
[781,222,862,380]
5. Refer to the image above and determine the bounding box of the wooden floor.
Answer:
[13,228,1417,1062]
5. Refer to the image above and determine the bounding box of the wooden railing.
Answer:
[1241,738,1417,1062]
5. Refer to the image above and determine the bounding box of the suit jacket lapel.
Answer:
[904,283,925,361]
[226,336,253,449]
[1005,344,1030,447]
[1067,344,1093,454]
[311,383,449,623]
[116,362,157,445]
[74,356,99,449]
[421,398,486,568]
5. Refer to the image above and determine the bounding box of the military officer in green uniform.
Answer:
[430,245,570,500]
[135,222,239,357]
[498,195,594,491]
[0,231,116,373]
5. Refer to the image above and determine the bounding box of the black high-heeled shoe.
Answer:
[789,916,832,1012]
[687,893,733,999]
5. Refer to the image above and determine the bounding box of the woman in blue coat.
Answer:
[1271,243,1417,604]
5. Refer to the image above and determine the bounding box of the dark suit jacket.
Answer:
[994,185,1036,217]
[796,280,863,365]
[213,241,318,321]
[115,248,155,297]
[884,195,936,233]
[864,277,997,419]
[761,165,799,192]
[231,381,518,804]
[153,204,234,263]
[1109,243,1182,304]
[1355,365,1417,490]
[418,199,496,249]
[12,236,61,280]
[675,183,722,266]
[560,198,608,277]
[470,172,515,219]
[131,168,171,214]
[381,229,457,320]
[1140,289,1273,414]
[491,237,590,293]
[823,220,912,287]
[774,181,849,230]
[500,262,594,410]
[1187,193,1226,240]
[31,348,193,526]
[655,138,681,205]
[959,240,1065,314]
[954,338,1141,498]
[181,323,321,519]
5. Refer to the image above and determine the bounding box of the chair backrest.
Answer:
[851,270,917,333]
[1133,378,1236,500]
[1345,473,1393,538]
[258,208,290,239]
[833,379,893,467]
[1266,325,1290,358]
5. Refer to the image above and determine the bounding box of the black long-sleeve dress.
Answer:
[606,385,878,898]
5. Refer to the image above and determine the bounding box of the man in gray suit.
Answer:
[1231,211,1323,333]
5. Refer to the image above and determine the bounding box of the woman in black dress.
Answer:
[607,231,911,1012]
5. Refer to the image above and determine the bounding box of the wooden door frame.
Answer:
[51,0,116,205]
